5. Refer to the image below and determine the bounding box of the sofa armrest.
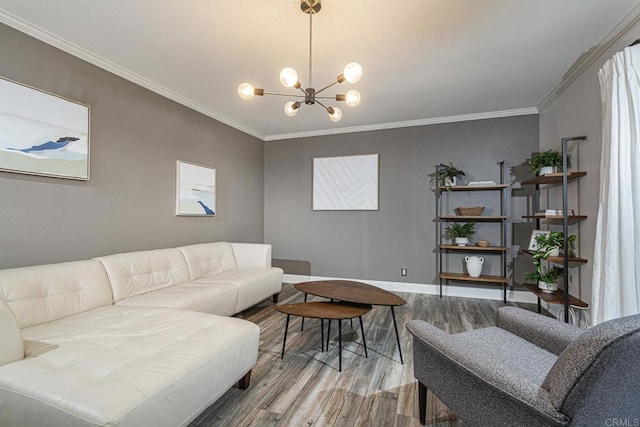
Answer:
[0,301,24,366]
[230,243,272,268]
[406,320,566,425]
[497,307,583,355]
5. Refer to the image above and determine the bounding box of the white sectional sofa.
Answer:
[0,242,283,427]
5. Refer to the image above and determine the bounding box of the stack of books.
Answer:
[541,209,575,216]
[468,180,496,186]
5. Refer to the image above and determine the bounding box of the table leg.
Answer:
[390,306,404,364]
[327,319,331,350]
[537,297,542,314]
[301,293,308,331]
[321,318,324,352]
[359,316,368,358]
[281,314,290,359]
[339,319,342,372]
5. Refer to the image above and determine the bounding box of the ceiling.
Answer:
[0,1,638,141]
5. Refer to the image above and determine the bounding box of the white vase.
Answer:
[465,256,484,277]
[455,237,469,246]
[538,166,556,176]
[549,247,560,257]
[443,176,457,187]
[538,280,559,293]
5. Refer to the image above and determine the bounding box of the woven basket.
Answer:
[455,206,485,216]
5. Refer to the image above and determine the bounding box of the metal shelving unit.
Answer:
[435,161,510,302]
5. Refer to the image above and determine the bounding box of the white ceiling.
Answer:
[0,0,638,140]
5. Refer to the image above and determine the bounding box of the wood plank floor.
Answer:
[190,284,538,427]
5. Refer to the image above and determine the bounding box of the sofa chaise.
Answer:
[0,242,283,427]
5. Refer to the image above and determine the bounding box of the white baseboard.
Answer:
[283,274,540,304]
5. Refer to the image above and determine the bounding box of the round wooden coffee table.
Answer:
[276,301,371,372]
[295,280,406,363]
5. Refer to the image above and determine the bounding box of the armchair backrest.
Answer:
[541,314,640,422]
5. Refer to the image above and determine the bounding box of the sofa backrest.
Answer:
[178,242,238,280]
[541,313,640,421]
[95,248,190,303]
[0,260,113,329]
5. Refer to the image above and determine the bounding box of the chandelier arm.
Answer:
[315,80,340,95]
[315,99,329,109]
[309,4,313,88]
[263,92,305,98]
[315,95,337,99]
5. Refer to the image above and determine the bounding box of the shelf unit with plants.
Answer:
[434,161,510,302]
[519,137,589,323]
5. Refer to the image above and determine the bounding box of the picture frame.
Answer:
[0,76,90,180]
[312,153,379,211]
[176,160,216,216]
[528,230,550,251]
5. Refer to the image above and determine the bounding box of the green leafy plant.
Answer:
[445,222,476,239]
[528,150,570,174]
[526,231,575,284]
[525,266,563,284]
[431,163,465,190]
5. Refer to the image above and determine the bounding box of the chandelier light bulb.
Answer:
[328,107,342,122]
[284,101,300,117]
[345,90,361,107]
[238,83,255,100]
[280,67,299,88]
[343,62,363,83]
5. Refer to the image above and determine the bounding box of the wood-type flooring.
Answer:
[190,283,537,427]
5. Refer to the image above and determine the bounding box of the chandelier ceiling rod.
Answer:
[237,0,363,122]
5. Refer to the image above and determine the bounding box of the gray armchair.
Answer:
[406,307,640,426]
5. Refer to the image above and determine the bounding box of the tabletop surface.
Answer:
[295,280,406,306]
[275,301,372,320]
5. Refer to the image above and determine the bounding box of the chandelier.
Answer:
[237,0,362,122]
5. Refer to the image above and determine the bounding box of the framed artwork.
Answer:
[176,161,216,216]
[528,230,550,251]
[0,76,90,180]
[313,153,379,211]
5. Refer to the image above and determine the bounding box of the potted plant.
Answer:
[528,150,570,175]
[533,231,576,258]
[445,222,475,246]
[432,162,465,190]
[525,266,563,293]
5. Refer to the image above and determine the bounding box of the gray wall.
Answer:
[0,23,265,269]
[538,20,640,306]
[265,115,539,285]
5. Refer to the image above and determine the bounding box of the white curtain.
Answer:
[593,44,640,324]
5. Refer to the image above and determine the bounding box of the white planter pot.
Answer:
[455,237,469,246]
[538,280,559,293]
[464,256,484,278]
[549,247,560,257]
[443,176,457,187]
[538,166,556,176]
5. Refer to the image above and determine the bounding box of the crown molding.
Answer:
[537,3,640,112]
[264,108,539,141]
[0,9,266,141]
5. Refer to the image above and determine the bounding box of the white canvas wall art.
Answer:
[0,77,90,180]
[176,161,216,216]
[313,153,379,211]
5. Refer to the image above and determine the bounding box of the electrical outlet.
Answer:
[401,267,407,277]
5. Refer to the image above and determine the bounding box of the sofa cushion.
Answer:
[195,267,283,312]
[0,260,113,329]
[0,302,23,366]
[0,305,259,427]
[178,242,238,280]
[96,248,190,303]
[115,281,239,316]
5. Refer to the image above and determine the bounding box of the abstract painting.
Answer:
[0,77,90,180]
[313,153,379,210]
[176,161,216,216]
